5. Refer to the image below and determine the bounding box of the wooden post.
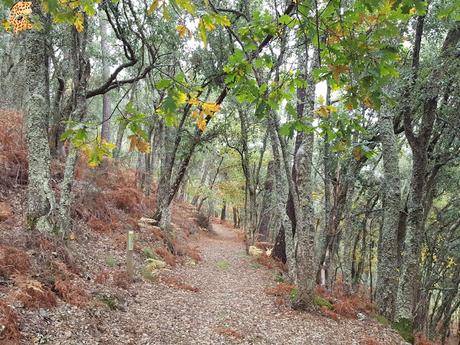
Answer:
[127,230,134,281]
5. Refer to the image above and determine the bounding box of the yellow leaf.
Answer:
[219,15,231,27]
[188,98,201,106]
[202,102,220,114]
[74,12,84,32]
[128,134,138,152]
[147,0,160,15]
[446,257,456,269]
[315,105,329,118]
[176,91,187,105]
[352,146,362,161]
[79,143,91,157]
[197,117,207,131]
[88,160,99,168]
[318,95,325,105]
[128,134,150,153]
[69,232,76,240]
[363,96,373,109]
[2,19,12,32]
[176,24,190,38]
[203,20,215,31]
[136,139,151,153]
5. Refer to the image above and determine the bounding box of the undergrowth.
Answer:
[0,110,28,190]
[0,301,20,345]
[215,326,245,340]
[160,275,199,292]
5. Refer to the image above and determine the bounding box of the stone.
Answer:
[357,312,366,321]
[248,246,264,258]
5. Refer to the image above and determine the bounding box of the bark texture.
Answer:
[375,112,401,320]
[23,2,55,232]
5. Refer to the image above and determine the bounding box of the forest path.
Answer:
[46,223,408,345]
[96,222,406,345]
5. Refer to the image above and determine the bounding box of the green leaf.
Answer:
[279,122,294,137]
[198,18,207,48]
[156,79,173,90]
[278,14,292,25]
[174,0,196,15]
[47,0,59,12]
[164,113,177,126]
[60,129,74,141]
[255,101,268,119]
[162,94,177,114]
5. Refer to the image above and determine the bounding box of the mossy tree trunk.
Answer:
[375,112,401,320]
[23,0,55,232]
[396,23,460,327]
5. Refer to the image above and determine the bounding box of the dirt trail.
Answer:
[42,223,407,345]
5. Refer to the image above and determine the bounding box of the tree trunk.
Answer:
[220,202,226,221]
[376,112,401,320]
[23,1,55,232]
[342,184,356,295]
[258,160,276,241]
[99,14,111,142]
[191,160,208,206]
[58,26,89,237]
[156,122,174,234]
[290,43,318,310]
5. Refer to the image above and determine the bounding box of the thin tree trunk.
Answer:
[376,112,401,320]
[99,14,111,142]
[220,202,226,221]
[342,184,356,295]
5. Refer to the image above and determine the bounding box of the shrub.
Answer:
[0,110,28,189]
[392,318,414,343]
[273,272,284,283]
[289,287,299,302]
[183,246,202,262]
[172,242,202,262]
[196,212,210,229]
[15,278,57,308]
[415,335,438,345]
[161,275,199,292]
[334,298,357,318]
[95,294,120,310]
[94,270,111,284]
[254,242,272,251]
[112,270,130,290]
[215,326,245,340]
[141,247,155,259]
[373,314,391,326]
[265,283,296,297]
[320,306,339,321]
[0,301,20,344]
[54,279,88,306]
[256,254,274,269]
[154,247,176,267]
[360,337,382,345]
[314,295,334,310]
[0,246,30,278]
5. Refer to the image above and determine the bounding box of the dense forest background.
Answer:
[0,0,459,343]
